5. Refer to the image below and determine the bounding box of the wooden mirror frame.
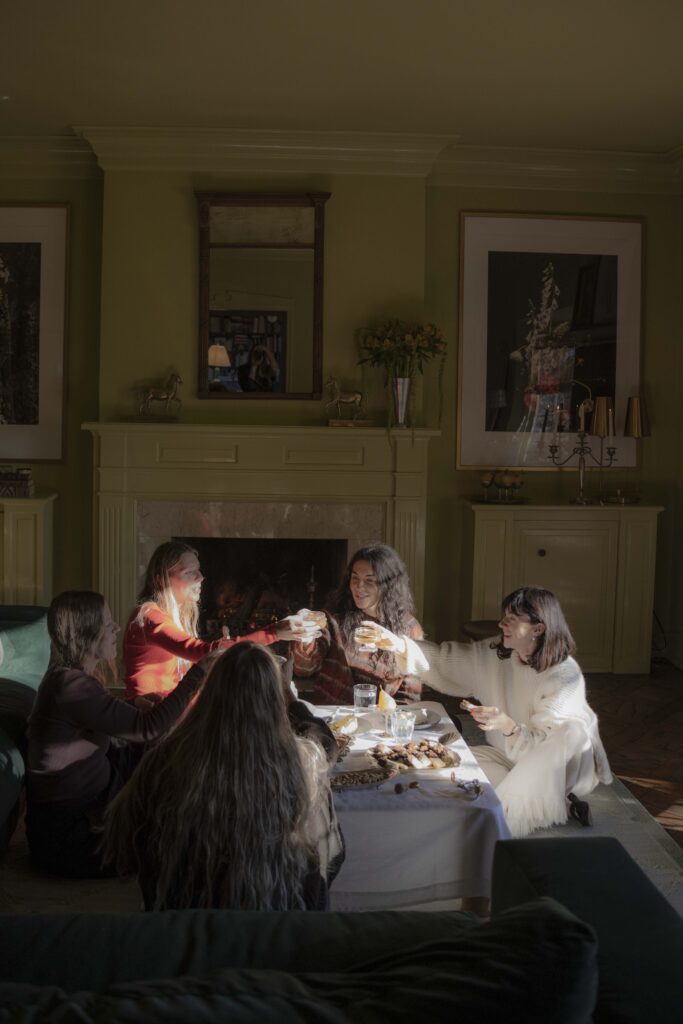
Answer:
[196,191,330,400]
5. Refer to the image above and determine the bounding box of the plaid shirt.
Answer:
[292,613,424,705]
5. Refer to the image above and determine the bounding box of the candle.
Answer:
[578,402,585,433]
[608,407,615,437]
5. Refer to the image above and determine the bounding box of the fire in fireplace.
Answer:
[176,537,348,638]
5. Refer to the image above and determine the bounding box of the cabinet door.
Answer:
[511,519,618,671]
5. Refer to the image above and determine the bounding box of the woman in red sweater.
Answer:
[124,541,312,699]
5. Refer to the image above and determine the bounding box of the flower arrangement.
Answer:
[358,319,446,381]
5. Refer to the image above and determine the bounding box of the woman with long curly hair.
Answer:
[292,543,423,704]
[355,586,612,838]
[102,642,343,910]
[123,540,316,699]
[25,591,209,878]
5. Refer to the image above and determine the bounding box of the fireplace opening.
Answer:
[176,537,348,638]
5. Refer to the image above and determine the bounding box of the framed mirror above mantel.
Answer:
[196,191,330,400]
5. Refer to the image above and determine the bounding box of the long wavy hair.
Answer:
[135,540,200,637]
[330,544,416,657]
[101,642,326,910]
[492,586,576,672]
[47,590,115,682]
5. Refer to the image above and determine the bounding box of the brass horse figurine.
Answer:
[140,373,183,417]
[325,377,364,419]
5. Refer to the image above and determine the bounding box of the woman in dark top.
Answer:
[292,543,424,704]
[102,642,343,911]
[25,591,208,878]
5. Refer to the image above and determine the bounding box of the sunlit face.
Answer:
[350,559,381,618]
[95,603,120,663]
[168,552,204,605]
[498,608,544,661]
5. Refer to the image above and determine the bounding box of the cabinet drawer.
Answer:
[512,521,618,670]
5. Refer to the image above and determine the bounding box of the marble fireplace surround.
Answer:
[83,422,438,628]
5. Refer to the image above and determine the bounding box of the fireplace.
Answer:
[178,536,347,636]
[84,421,437,630]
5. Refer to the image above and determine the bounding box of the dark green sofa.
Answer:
[0,837,680,1022]
[0,606,50,853]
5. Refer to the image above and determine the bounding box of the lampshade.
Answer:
[624,396,650,438]
[208,343,231,368]
[590,396,615,438]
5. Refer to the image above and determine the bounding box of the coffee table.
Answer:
[321,700,511,910]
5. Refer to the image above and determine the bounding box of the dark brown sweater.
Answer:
[26,663,204,804]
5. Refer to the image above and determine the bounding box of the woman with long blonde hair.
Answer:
[124,541,315,699]
[103,642,342,910]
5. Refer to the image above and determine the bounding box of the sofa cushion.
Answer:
[0,606,50,696]
[0,899,597,1023]
[492,837,683,1024]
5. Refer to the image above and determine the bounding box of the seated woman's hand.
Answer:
[354,621,406,654]
[274,614,323,643]
[468,704,517,735]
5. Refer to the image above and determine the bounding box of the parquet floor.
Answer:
[585,660,683,851]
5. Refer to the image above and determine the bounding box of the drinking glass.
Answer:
[353,683,378,710]
[389,710,415,743]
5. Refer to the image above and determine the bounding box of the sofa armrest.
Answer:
[492,837,682,1024]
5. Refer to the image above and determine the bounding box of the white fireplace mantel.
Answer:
[83,422,438,627]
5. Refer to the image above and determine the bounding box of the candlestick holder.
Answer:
[548,431,616,504]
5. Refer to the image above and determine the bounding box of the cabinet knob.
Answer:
[537,548,546,557]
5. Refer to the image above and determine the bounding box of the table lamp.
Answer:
[208,343,231,383]
[607,395,650,504]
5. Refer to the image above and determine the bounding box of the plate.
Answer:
[330,763,399,790]
[330,710,382,736]
[411,707,441,730]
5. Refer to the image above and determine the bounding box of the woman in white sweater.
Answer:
[357,586,612,838]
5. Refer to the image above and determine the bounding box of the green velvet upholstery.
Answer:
[0,605,50,854]
[492,836,683,1024]
[0,899,598,1023]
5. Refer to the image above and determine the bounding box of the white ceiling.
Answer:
[3,0,682,154]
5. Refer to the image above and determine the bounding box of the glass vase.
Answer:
[392,376,411,427]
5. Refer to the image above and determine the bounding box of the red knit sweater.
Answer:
[123,605,278,698]
[292,613,424,705]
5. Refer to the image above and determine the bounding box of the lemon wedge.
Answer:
[378,688,396,712]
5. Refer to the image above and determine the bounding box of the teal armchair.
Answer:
[0,606,50,853]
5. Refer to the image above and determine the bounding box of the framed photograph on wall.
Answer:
[0,204,68,460]
[458,213,642,469]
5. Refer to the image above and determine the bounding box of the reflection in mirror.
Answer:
[197,193,330,400]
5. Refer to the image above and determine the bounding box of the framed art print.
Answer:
[0,203,68,460]
[458,213,642,469]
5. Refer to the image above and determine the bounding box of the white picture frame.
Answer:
[0,204,68,460]
[458,213,642,469]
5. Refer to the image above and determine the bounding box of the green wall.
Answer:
[0,176,103,594]
[3,163,681,666]
[423,185,681,653]
[98,173,425,424]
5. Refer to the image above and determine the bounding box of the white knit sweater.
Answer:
[401,636,612,836]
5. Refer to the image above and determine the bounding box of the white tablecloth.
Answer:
[319,701,511,910]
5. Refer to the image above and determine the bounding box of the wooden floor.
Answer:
[585,660,683,851]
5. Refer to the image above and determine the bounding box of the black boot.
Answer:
[568,792,593,827]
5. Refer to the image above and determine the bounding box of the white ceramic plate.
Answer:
[411,707,442,730]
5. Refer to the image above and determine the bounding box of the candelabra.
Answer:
[548,386,617,504]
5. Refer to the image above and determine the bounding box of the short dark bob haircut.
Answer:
[491,586,576,673]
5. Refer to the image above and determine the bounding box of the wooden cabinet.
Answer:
[464,503,662,673]
[0,494,56,606]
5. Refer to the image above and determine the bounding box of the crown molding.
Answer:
[0,136,99,179]
[430,143,683,193]
[74,127,457,176]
